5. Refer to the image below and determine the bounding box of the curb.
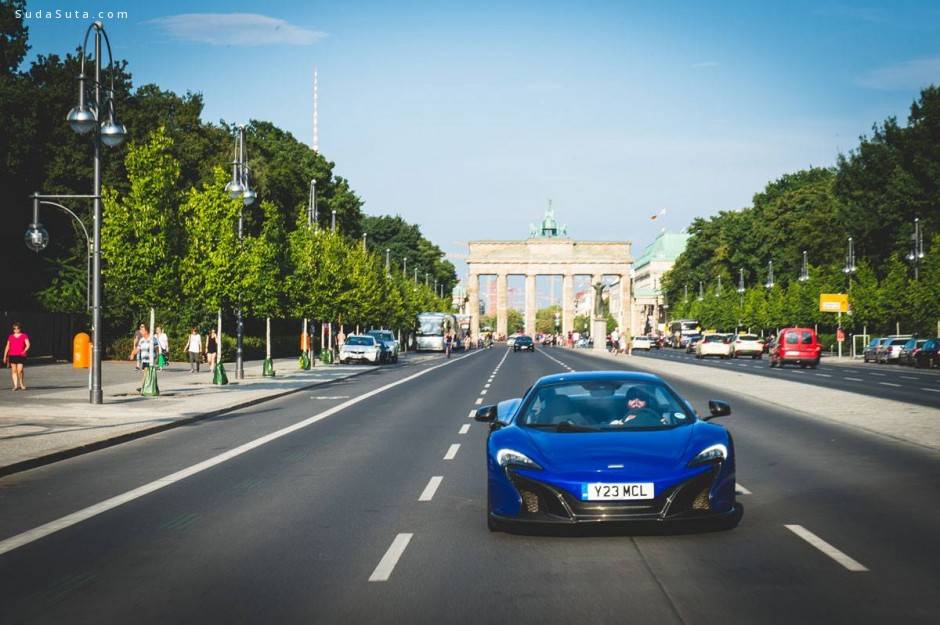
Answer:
[0,366,378,478]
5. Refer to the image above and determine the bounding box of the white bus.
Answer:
[415,312,458,351]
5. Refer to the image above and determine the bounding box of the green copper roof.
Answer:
[633,231,689,270]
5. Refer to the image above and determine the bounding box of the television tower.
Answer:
[312,66,319,152]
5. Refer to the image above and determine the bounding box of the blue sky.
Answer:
[18,1,940,281]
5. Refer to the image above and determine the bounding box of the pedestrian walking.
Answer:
[3,322,31,391]
[130,326,156,374]
[132,322,146,370]
[155,326,169,369]
[185,327,202,373]
[206,329,219,370]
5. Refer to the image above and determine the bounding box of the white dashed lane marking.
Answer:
[369,533,414,582]
[418,476,443,502]
[784,525,868,572]
[735,483,752,495]
[845,377,863,382]
[879,382,901,387]
[443,444,461,460]
[467,410,476,418]
[459,424,470,434]
[922,388,940,393]
[474,398,482,405]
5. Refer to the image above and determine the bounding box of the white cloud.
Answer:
[146,13,326,46]
[691,61,719,69]
[856,57,940,90]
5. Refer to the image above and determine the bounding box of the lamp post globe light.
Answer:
[224,124,256,380]
[764,260,775,289]
[42,21,127,404]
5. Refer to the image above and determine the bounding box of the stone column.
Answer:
[525,273,537,336]
[496,272,508,339]
[620,274,631,337]
[562,272,574,336]
[468,272,480,340]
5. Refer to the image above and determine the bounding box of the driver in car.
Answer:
[609,386,666,426]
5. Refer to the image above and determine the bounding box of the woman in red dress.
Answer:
[3,322,31,391]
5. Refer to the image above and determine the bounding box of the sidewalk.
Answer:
[0,356,380,474]
[567,348,940,452]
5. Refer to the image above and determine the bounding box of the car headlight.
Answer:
[688,443,727,467]
[496,448,542,470]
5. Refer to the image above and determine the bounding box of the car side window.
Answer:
[801,332,813,345]
[785,333,798,345]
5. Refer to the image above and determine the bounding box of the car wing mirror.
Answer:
[705,400,731,420]
[474,405,498,422]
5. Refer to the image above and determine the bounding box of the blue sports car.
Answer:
[475,371,740,531]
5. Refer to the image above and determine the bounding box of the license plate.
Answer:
[581,482,655,501]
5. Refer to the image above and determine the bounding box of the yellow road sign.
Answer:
[819,293,849,313]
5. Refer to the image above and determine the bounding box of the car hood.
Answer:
[523,427,695,475]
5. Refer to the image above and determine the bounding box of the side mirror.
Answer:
[706,400,731,420]
[474,405,498,422]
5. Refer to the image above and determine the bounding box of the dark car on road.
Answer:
[863,337,888,363]
[898,338,926,367]
[513,335,535,352]
[914,338,940,369]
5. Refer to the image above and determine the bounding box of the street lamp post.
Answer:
[764,260,775,289]
[715,275,722,297]
[308,179,317,227]
[414,267,418,284]
[385,248,391,274]
[697,281,703,301]
[331,209,336,232]
[224,124,256,380]
[843,237,856,276]
[906,217,925,280]
[684,284,689,304]
[362,232,367,250]
[799,250,809,283]
[737,268,745,332]
[51,21,127,404]
[403,257,407,277]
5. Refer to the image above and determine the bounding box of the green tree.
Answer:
[535,305,562,333]
[100,127,182,326]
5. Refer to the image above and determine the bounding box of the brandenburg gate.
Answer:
[466,207,634,340]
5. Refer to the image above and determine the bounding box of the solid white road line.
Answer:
[879,382,901,387]
[0,348,486,557]
[784,524,868,572]
[474,398,483,405]
[443,444,460,460]
[845,377,863,382]
[922,387,940,393]
[735,483,752,495]
[368,533,414,582]
[458,424,470,435]
[418,476,443,502]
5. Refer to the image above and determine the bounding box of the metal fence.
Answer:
[0,311,88,361]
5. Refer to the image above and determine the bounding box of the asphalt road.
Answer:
[631,346,940,409]
[1,345,938,624]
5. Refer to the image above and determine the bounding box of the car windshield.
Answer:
[369,331,393,341]
[703,335,726,343]
[890,339,907,346]
[519,380,694,431]
[417,318,443,336]
[737,334,759,341]
[517,336,532,343]
[345,336,374,346]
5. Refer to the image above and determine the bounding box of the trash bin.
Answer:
[72,332,91,368]
[319,348,333,364]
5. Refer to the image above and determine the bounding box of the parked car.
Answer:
[507,333,521,347]
[898,338,926,366]
[878,338,909,364]
[338,335,382,365]
[678,334,700,349]
[695,333,734,359]
[914,338,940,369]
[632,336,652,351]
[768,327,821,369]
[732,334,763,359]
[863,337,887,363]
[367,329,399,363]
[684,334,703,353]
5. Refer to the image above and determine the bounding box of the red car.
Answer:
[769,327,822,369]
